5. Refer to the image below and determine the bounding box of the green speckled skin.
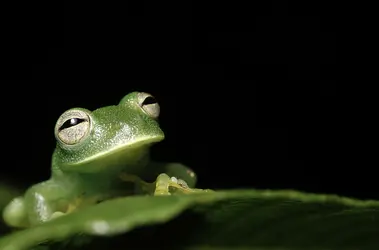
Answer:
[2,92,197,228]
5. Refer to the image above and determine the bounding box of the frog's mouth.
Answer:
[59,135,164,173]
[89,136,163,160]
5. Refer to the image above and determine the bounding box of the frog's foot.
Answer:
[170,177,215,194]
[51,211,66,220]
[170,176,190,190]
[154,173,172,196]
[154,173,187,195]
[154,173,214,195]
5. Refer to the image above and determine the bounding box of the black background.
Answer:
[1,3,361,200]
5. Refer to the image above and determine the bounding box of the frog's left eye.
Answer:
[55,109,91,145]
[137,92,160,119]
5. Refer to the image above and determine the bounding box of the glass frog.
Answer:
[2,92,210,228]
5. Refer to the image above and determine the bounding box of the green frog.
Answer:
[2,92,209,228]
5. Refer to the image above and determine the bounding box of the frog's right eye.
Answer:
[55,109,91,145]
[137,92,160,119]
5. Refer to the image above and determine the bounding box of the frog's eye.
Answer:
[137,92,160,119]
[55,109,91,145]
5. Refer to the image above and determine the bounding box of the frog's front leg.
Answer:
[2,196,28,228]
[149,162,215,195]
[149,162,197,188]
[22,180,70,226]
[154,173,193,195]
[154,173,172,195]
[154,173,213,195]
[3,181,69,228]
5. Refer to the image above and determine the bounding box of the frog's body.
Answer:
[2,92,200,228]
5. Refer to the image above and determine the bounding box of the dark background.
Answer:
[1,3,361,200]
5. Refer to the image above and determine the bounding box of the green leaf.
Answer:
[1,189,379,250]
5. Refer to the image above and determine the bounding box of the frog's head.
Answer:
[52,92,165,174]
